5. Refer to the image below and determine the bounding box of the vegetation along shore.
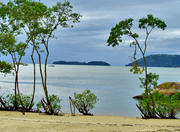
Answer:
[0,0,180,132]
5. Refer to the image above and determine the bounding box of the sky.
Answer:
[2,0,180,66]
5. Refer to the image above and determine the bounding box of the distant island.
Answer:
[126,54,180,67]
[53,61,111,66]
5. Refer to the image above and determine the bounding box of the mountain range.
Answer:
[126,54,180,67]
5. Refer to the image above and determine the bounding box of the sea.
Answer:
[0,64,180,117]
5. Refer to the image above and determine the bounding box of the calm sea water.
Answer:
[0,65,180,117]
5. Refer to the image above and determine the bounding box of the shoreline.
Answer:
[0,111,180,132]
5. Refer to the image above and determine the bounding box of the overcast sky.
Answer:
[2,0,180,66]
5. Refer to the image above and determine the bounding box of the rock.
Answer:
[133,94,143,100]
[153,82,180,96]
[133,82,180,100]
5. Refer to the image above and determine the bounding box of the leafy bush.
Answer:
[6,94,33,108]
[137,95,156,118]
[0,61,13,74]
[37,94,62,113]
[72,89,98,115]
[136,72,159,118]
[7,94,21,107]
[153,92,180,118]
[0,94,33,111]
[21,95,33,108]
[136,72,180,119]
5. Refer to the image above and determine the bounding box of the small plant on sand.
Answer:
[136,73,180,119]
[153,92,180,119]
[8,94,33,109]
[136,72,159,118]
[37,94,62,115]
[138,92,180,119]
[0,94,33,111]
[72,89,98,115]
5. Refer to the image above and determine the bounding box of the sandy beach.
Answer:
[0,111,179,132]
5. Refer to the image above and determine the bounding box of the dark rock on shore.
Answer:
[133,82,180,100]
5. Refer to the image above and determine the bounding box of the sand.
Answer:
[0,111,179,132]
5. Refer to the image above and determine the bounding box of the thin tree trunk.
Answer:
[29,48,36,110]
[16,61,25,110]
[14,71,18,110]
[34,47,53,114]
[44,45,54,113]
[11,54,18,110]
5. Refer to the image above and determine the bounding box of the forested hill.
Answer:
[53,61,111,66]
[126,54,180,67]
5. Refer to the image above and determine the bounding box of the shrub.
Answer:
[6,94,33,109]
[21,95,33,109]
[72,89,98,115]
[37,94,62,114]
[0,94,33,111]
[136,95,156,119]
[137,92,180,119]
[153,92,180,118]
[136,72,159,118]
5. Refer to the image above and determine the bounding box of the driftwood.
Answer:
[69,96,75,116]
[69,96,93,116]
[0,97,7,109]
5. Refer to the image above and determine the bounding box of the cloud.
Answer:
[1,0,180,65]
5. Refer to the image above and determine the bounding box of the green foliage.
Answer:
[137,94,155,118]
[139,72,159,93]
[2,0,81,115]
[137,73,180,118]
[21,95,34,108]
[107,14,167,118]
[107,14,167,47]
[36,101,42,111]
[0,0,80,115]
[37,95,62,113]
[72,89,98,115]
[0,61,12,74]
[14,42,27,56]
[136,72,159,118]
[138,92,180,119]
[107,14,167,74]
[48,94,62,113]
[107,18,136,47]
[0,33,15,56]
[4,94,33,108]
[0,33,27,58]
[129,61,144,74]
[139,14,167,30]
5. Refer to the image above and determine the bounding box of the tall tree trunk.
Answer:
[29,48,36,110]
[34,47,53,114]
[14,73,18,110]
[142,55,148,95]
[16,63,25,110]
[143,55,156,118]
[11,54,18,110]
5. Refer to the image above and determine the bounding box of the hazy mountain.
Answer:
[53,61,110,66]
[126,54,180,67]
